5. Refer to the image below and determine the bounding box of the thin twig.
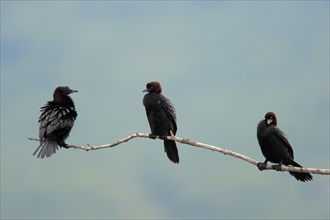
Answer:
[28,133,330,175]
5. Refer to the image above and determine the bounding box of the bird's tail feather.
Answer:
[288,160,313,182]
[164,140,179,164]
[33,140,59,158]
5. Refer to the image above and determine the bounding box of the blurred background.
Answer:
[1,1,329,219]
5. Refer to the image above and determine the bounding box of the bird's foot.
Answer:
[58,142,69,149]
[257,162,267,171]
[272,164,282,171]
[148,134,157,139]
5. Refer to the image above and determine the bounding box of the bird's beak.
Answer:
[143,88,150,93]
[266,118,273,125]
[70,89,78,94]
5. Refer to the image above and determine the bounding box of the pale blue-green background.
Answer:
[1,1,329,219]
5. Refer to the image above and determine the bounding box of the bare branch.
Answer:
[28,133,330,175]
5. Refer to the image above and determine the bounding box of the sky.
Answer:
[1,1,329,219]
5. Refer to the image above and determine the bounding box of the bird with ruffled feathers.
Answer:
[33,86,78,158]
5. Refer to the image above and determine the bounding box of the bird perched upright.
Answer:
[33,86,78,158]
[143,81,179,164]
[257,112,313,182]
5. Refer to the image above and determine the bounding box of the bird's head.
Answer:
[53,86,78,102]
[264,112,277,126]
[143,81,162,94]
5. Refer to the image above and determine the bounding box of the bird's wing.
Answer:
[39,105,76,139]
[274,127,294,159]
[161,96,177,134]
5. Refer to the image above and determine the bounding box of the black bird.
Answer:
[143,81,179,163]
[257,112,313,182]
[33,86,78,158]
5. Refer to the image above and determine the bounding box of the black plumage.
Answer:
[257,112,313,182]
[143,81,179,163]
[33,86,78,158]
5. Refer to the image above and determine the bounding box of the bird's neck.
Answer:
[53,96,75,108]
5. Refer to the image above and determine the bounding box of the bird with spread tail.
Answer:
[257,112,313,182]
[143,81,179,163]
[33,86,78,158]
